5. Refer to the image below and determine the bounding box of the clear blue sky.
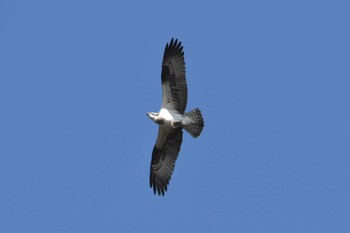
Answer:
[1,0,349,232]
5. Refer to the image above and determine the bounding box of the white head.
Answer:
[147,112,158,121]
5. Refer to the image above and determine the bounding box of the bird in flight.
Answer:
[147,38,204,196]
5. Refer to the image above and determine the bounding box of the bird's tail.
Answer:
[183,108,204,138]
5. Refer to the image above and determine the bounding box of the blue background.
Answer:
[1,0,349,232]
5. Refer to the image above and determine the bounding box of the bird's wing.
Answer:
[161,38,188,114]
[150,126,183,196]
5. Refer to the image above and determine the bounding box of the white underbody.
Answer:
[148,108,193,128]
[158,108,180,127]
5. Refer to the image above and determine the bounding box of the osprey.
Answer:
[147,38,204,196]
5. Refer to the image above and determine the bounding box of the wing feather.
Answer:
[150,127,183,196]
[161,38,188,114]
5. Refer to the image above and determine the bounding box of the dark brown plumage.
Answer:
[148,38,204,196]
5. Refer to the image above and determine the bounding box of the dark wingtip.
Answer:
[168,38,181,48]
[163,37,184,60]
[150,180,168,196]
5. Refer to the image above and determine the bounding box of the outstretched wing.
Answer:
[150,127,183,196]
[161,38,188,114]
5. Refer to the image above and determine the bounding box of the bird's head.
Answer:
[147,112,158,121]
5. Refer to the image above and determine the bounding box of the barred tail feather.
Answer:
[183,108,204,138]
